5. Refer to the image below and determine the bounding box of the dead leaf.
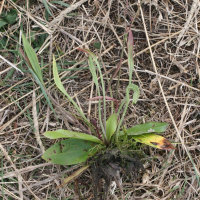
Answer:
[56,165,89,189]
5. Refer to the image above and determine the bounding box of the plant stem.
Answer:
[92,119,103,142]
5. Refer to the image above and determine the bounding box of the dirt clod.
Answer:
[91,149,144,200]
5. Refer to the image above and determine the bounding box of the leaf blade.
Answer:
[42,0,52,16]
[57,165,89,188]
[42,138,98,165]
[22,34,43,83]
[132,133,175,150]
[1,9,17,25]
[28,67,55,114]
[51,1,70,7]
[53,56,88,122]
[120,122,169,136]
[44,129,102,144]
[127,30,134,85]
[106,114,118,142]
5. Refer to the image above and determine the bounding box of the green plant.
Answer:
[0,9,18,29]
[20,30,175,190]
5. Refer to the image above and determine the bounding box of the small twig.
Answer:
[0,143,40,199]
[176,0,200,43]
[32,90,45,154]
[0,55,24,75]
[0,0,5,16]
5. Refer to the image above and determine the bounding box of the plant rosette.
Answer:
[21,30,175,198]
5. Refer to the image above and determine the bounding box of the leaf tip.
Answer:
[155,138,176,150]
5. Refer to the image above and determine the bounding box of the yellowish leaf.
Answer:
[56,165,89,188]
[132,133,175,150]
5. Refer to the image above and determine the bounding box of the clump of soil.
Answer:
[91,149,144,199]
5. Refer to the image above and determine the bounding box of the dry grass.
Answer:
[0,0,200,199]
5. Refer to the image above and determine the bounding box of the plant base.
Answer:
[91,149,144,200]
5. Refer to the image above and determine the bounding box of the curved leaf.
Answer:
[132,133,175,150]
[42,138,98,165]
[120,122,168,136]
[116,84,140,141]
[44,129,102,144]
[127,84,140,104]
[106,114,118,142]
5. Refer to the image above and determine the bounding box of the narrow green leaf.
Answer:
[177,176,187,199]
[120,122,169,136]
[42,138,98,165]
[51,1,70,7]
[169,186,179,193]
[53,55,88,123]
[42,0,52,16]
[22,34,43,83]
[88,56,99,87]
[44,129,102,143]
[28,67,55,114]
[30,31,36,42]
[78,49,106,139]
[127,30,134,85]
[106,114,118,142]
